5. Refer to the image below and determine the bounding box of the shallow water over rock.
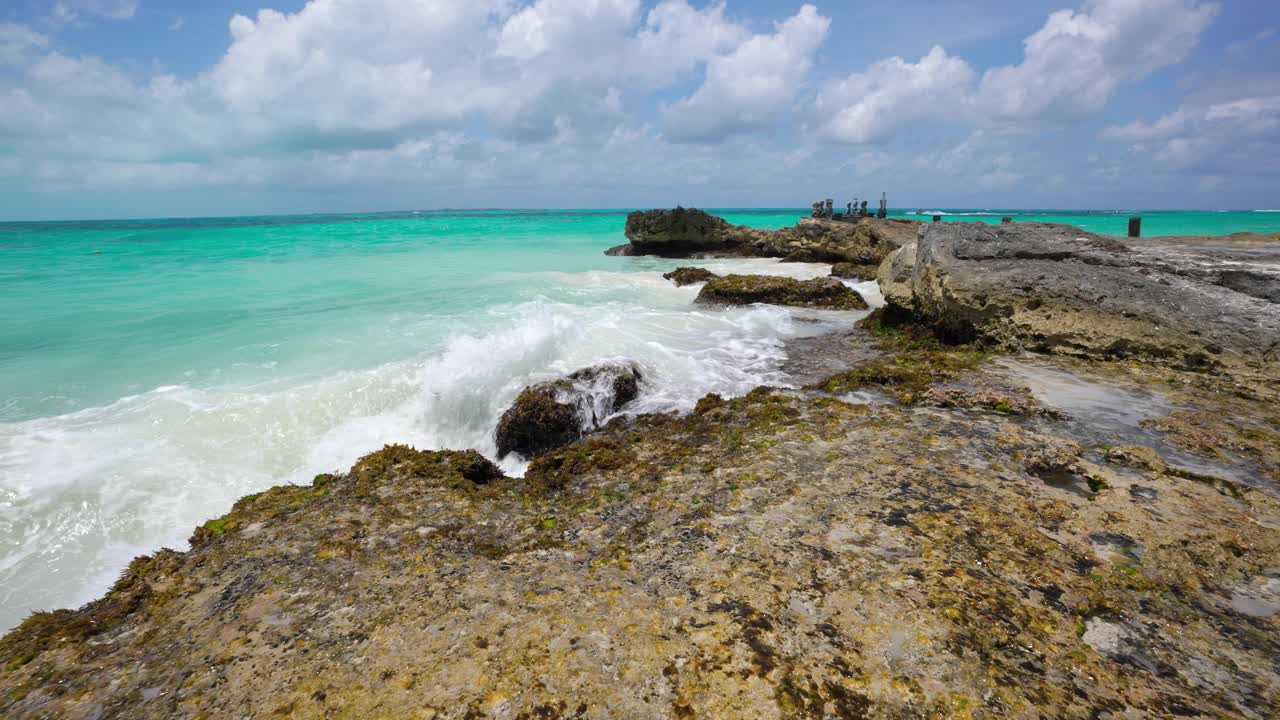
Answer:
[994,357,1264,486]
[1230,573,1280,618]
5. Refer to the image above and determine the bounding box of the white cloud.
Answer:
[815,46,974,144]
[1103,95,1280,175]
[0,23,48,66]
[52,0,139,24]
[663,4,829,142]
[815,0,1217,144]
[977,0,1218,121]
[196,0,791,145]
[497,0,639,61]
[1102,108,1195,142]
[0,0,837,193]
[0,0,1251,209]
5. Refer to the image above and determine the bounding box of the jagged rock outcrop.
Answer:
[494,362,642,459]
[622,207,736,256]
[695,274,869,310]
[609,207,918,262]
[662,266,718,286]
[881,221,1280,374]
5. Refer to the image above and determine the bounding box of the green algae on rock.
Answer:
[662,266,718,286]
[3,363,1278,718]
[696,274,869,310]
[828,262,879,281]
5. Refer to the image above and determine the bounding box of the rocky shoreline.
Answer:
[2,210,1278,719]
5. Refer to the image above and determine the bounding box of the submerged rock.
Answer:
[662,266,717,286]
[494,362,642,459]
[695,274,869,310]
[884,221,1280,374]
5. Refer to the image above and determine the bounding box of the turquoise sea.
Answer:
[2,207,1278,630]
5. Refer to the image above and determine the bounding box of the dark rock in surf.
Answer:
[495,362,643,459]
[663,267,718,286]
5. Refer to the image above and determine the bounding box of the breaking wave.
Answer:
[0,259,869,630]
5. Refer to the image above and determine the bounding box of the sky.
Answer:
[0,0,1277,219]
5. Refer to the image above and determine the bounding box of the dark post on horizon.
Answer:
[1129,217,1142,238]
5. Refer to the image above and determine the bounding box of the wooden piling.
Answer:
[1128,217,1142,238]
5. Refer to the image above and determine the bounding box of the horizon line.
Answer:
[2,206,1274,225]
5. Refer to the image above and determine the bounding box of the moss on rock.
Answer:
[829,262,879,281]
[663,266,717,286]
[696,274,869,310]
[4,316,1279,719]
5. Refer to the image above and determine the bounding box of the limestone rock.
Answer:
[495,362,642,459]
[890,222,1280,374]
[623,207,735,256]
[695,274,869,310]
[662,266,718,286]
[876,241,916,312]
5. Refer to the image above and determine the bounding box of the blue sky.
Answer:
[0,0,1277,219]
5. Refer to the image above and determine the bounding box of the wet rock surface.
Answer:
[494,362,642,459]
[780,331,881,386]
[662,266,718,286]
[696,274,869,310]
[883,221,1280,375]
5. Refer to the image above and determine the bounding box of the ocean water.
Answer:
[899,208,1280,237]
[1,207,1276,631]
